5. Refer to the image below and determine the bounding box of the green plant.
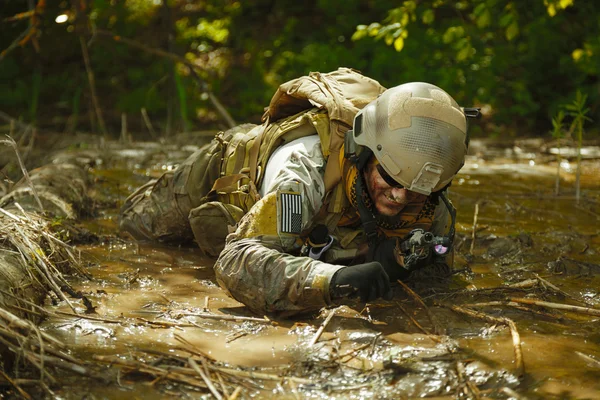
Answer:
[564,90,592,202]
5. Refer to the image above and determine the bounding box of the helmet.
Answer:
[351,82,468,195]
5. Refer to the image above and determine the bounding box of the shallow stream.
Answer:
[40,140,600,399]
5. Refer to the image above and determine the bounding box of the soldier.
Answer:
[120,68,474,316]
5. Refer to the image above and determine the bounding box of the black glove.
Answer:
[369,238,410,281]
[330,261,393,302]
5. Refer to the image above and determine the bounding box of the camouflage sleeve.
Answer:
[214,136,345,316]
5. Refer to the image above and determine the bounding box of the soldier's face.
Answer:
[363,162,427,217]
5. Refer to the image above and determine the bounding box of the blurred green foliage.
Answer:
[0,0,597,137]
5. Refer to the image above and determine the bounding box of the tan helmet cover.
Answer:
[352,82,468,195]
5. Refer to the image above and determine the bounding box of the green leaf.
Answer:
[476,9,491,29]
[422,9,435,25]
[385,33,394,46]
[394,37,405,51]
[457,45,471,61]
[499,13,513,27]
[506,21,519,41]
[351,28,367,41]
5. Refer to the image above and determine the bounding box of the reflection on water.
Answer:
[42,145,600,399]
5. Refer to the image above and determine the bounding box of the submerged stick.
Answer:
[309,308,336,346]
[463,301,565,321]
[397,280,439,334]
[533,273,593,306]
[469,203,479,255]
[509,297,600,317]
[444,304,524,377]
[395,302,431,336]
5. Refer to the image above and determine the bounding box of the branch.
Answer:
[93,29,236,128]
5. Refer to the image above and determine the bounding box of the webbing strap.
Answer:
[248,124,266,183]
[209,173,247,194]
[354,173,379,247]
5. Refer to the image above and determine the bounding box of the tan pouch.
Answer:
[189,202,245,257]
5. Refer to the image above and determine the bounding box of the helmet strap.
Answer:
[354,171,379,247]
[438,191,457,246]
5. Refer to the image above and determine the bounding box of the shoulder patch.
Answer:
[279,192,302,234]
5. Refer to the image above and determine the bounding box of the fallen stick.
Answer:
[136,310,274,325]
[469,203,479,255]
[0,370,31,400]
[395,301,431,336]
[397,280,440,334]
[444,304,524,377]
[462,301,566,321]
[509,297,600,317]
[309,308,336,346]
[506,279,538,289]
[92,355,207,389]
[575,351,600,368]
[456,361,481,400]
[533,273,593,306]
[189,358,223,400]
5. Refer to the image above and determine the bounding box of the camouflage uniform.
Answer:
[120,130,449,316]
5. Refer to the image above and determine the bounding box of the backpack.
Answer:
[191,68,385,255]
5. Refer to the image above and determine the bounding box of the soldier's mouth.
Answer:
[383,194,407,206]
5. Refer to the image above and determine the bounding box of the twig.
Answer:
[509,297,600,317]
[0,111,33,133]
[93,355,207,388]
[462,301,566,320]
[533,273,592,305]
[332,342,371,363]
[395,301,432,335]
[397,280,439,334]
[575,351,600,368]
[141,108,157,138]
[443,304,524,377]
[93,29,236,128]
[174,334,216,361]
[120,113,128,143]
[0,370,32,400]
[136,310,274,324]
[470,203,479,255]
[309,308,336,346]
[189,358,223,400]
[228,386,243,400]
[0,136,44,213]
[79,36,108,136]
[500,387,525,399]
[506,279,538,289]
[456,361,481,400]
[0,307,63,348]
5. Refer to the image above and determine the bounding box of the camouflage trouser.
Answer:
[119,138,223,244]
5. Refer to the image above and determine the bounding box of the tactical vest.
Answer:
[207,67,386,214]
[191,68,435,257]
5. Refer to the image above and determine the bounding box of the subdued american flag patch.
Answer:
[279,192,302,234]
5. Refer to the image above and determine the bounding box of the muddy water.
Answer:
[41,142,600,399]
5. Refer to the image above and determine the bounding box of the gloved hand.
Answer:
[330,261,393,302]
[369,238,409,281]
